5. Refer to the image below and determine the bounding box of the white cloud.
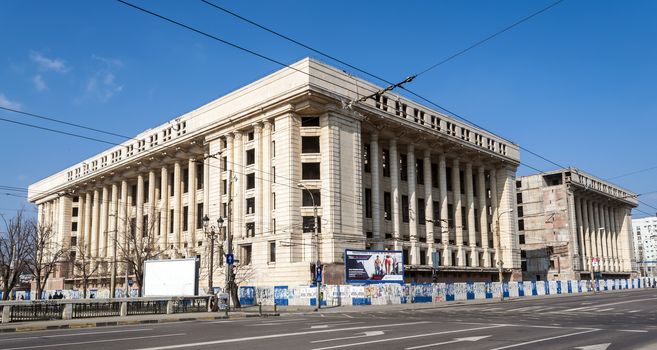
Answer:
[33,74,47,91]
[84,55,124,102]
[30,51,69,73]
[92,54,124,68]
[0,93,21,109]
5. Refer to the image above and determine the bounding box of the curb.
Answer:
[0,313,280,333]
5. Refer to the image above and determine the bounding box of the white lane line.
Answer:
[618,329,648,333]
[487,329,600,350]
[563,297,657,312]
[3,333,186,350]
[595,308,615,312]
[308,325,506,350]
[310,322,365,329]
[405,335,492,350]
[131,321,431,350]
[311,331,386,343]
[342,314,354,319]
[0,328,153,342]
[628,310,641,313]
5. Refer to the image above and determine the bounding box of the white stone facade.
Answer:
[516,169,637,281]
[29,58,521,290]
[632,217,657,277]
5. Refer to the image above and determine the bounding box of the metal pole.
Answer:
[110,227,117,298]
[209,229,214,295]
[495,216,504,301]
[314,204,320,311]
[225,170,234,310]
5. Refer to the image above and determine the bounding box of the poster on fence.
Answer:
[345,250,404,284]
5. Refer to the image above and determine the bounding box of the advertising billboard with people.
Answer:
[345,250,404,284]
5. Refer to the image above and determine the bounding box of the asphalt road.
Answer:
[2,289,657,350]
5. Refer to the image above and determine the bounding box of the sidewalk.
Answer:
[0,310,277,333]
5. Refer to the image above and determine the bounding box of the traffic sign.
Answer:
[316,265,323,283]
[226,254,234,265]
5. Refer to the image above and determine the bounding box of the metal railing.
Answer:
[73,302,121,318]
[172,297,208,313]
[126,300,168,315]
[9,303,64,322]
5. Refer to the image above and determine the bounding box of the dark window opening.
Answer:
[418,198,425,224]
[72,207,79,217]
[517,192,523,204]
[459,171,465,194]
[382,149,390,177]
[183,206,189,231]
[302,136,321,153]
[363,143,371,173]
[461,206,467,230]
[246,149,255,165]
[71,222,78,231]
[402,195,409,223]
[400,154,408,181]
[302,189,321,207]
[169,209,174,234]
[384,192,392,220]
[183,168,189,193]
[301,116,320,127]
[144,181,149,202]
[517,206,524,217]
[431,163,439,188]
[446,167,452,191]
[246,222,255,237]
[518,219,525,231]
[197,203,204,229]
[416,160,424,185]
[196,163,204,190]
[302,216,321,233]
[519,234,526,244]
[433,201,440,222]
[302,163,321,180]
[448,204,455,228]
[241,244,252,264]
[246,197,255,215]
[246,173,256,190]
[269,241,276,263]
[365,188,372,218]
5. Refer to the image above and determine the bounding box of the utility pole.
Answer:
[225,170,234,310]
[298,183,320,311]
[495,209,513,302]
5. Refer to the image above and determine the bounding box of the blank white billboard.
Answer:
[143,258,198,296]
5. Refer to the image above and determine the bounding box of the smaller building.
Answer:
[632,217,657,277]
[516,168,637,281]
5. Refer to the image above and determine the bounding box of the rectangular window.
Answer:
[246,173,256,190]
[272,141,275,157]
[143,215,149,237]
[158,176,163,200]
[431,163,439,188]
[197,203,203,229]
[222,156,227,171]
[222,203,227,218]
[144,181,149,202]
[183,206,189,231]
[403,249,409,265]
[416,160,424,185]
[169,173,174,196]
[222,179,227,194]
[131,185,137,203]
[384,192,392,220]
[459,171,465,194]
[196,163,204,190]
[382,149,390,177]
[461,206,467,230]
[71,222,78,231]
[246,197,255,214]
[272,192,276,210]
[517,206,524,217]
[433,201,440,222]
[519,234,526,245]
[420,249,427,265]
[183,168,189,194]
[446,167,452,191]
[302,189,321,207]
[72,207,79,217]
[402,195,409,223]
[518,219,525,231]
[241,244,252,265]
[517,192,523,204]
[271,219,276,234]
[474,209,480,233]
[269,241,276,263]
[301,116,320,127]
[418,198,425,224]
[302,163,321,180]
[70,236,77,246]
[472,174,477,195]
[302,216,321,233]
[73,196,79,203]
[302,136,320,153]
[363,143,371,173]
[131,217,137,237]
[246,149,255,165]
[365,188,372,218]
[448,204,455,228]
[247,131,255,141]
[246,222,255,237]
[400,154,408,181]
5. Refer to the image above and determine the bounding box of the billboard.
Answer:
[143,258,199,296]
[345,250,404,284]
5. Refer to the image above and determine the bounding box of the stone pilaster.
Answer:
[370,133,382,249]
[465,162,477,267]
[390,139,401,250]
[477,166,490,267]
[439,153,450,266]
[423,150,434,265]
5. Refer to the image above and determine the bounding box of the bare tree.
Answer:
[0,210,34,300]
[25,222,66,299]
[115,212,163,297]
[71,241,100,298]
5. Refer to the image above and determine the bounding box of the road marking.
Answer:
[487,329,599,350]
[131,321,431,350]
[0,328,153,342]
[595,308,614,312]
[3,333,186,350]
[311,331,385,343]
[563,297,657,312]
[629,310,641,313]
[574,344,610,350]
[308,325,505,350]
[310,321,363,329]
[405,335,491,349]
[342,314,354,318]
[617,329,648,333]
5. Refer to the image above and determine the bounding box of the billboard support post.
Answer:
[225,170,234,310]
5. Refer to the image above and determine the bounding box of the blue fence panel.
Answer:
[485,282,493,299]
[531,281,538,296]
[239,286,256,306]
[518,282,525,297]
[352,297,371,305]
[544,281,550,295]
[556,281,562,294]
[445,283,455,301]
[503,282,509,298]
[274,286,288,306]
[466,282,475,300]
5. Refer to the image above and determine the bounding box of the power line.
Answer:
[0,106,133,140]
[414,0,565,78]
[608,164,657,181]
[0,117,118,146]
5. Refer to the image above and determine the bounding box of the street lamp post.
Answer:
[495,208,513,301]
[298,183,320,311]
[203,215,224,295]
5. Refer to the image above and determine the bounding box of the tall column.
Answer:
[148,170,156,237]
[160,166,169,250]
[407,145,419,264]
[109,183,118,266]
[91,188,100,258]
[188,158,197,245]
[99,186,109,258]
[620,208,634,271]
[496,166,519,269]
[390,139,401,250]
[477,166,490,267]
[452,159,464,266]
[439,153,450,266]
[489,168,499,267]
[567,191,580,271]
[589,201,598,266]
[262,121,272,236]
[582,199,592,271]
[465,162,477,267]
[136,174,145,244]
[173,161,182,250]
[254,123,263,236]
[609,206,619,271]
[119,180,128,258]
[594,202,603,270]
[77,194,86,250]
[423,150,434,265]
[83,192,92,256]
[575,196,587,271]
[234,132,244,239]
[226,134,235,241]
[604,205,614,272]
[600,205,609,272]
[370,133,382,249]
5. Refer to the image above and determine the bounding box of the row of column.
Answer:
[574,196,632,272]
[369,133,515,268]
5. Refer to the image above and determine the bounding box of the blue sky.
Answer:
[1,0,656,218]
